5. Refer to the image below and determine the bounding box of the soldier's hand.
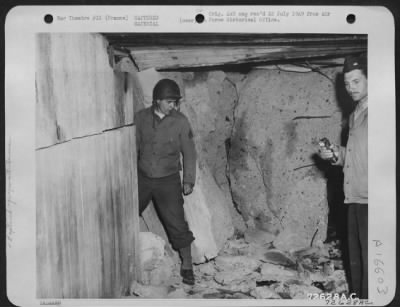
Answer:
[182,183,194,196]
[319,147,334,160]
[318,144,339,161]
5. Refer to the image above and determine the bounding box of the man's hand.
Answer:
[182,183,194,196]
[318,143,339,162]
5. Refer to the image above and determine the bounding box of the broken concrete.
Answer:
[182,163,235,263]
[214,255,260,272]
[251,286,281,299]
[262,249,297,268]
[126,236,348,300]
[138,232,174,286]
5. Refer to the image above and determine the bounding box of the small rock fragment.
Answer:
[250,286,281,299]
[262,249,297,268]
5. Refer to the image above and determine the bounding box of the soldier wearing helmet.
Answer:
[135,79,197,285]
[318,54,368,299]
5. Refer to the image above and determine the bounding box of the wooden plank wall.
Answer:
[36,33,139,298]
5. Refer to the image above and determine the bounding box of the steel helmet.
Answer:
[153,79,182,101]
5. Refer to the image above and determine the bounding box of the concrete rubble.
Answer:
[127,235,348,300]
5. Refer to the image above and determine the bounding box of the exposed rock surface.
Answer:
[228,68,343,251]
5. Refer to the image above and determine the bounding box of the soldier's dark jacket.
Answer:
[135,106,196,185]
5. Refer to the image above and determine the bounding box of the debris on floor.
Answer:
[127,235,348,299]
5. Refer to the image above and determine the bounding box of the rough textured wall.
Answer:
[228,68,343,251]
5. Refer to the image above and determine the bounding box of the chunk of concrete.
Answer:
[214,255,260,272]
[138,232,174,286]
[214,270,258,286]
[251,286,281,299]
[183,163,234,263]
[262,249,297,268]
[196,262,217,277]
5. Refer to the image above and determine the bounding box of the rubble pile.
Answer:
[127,231,348,299]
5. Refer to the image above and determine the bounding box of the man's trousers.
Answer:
[138,171,194,250]
[347,203,368,299]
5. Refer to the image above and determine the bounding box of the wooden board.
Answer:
[103,33,367,47]
[35,33,135,149]
[129,45,367,71]
[36,127,139,298]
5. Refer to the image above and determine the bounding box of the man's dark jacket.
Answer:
[135,107,196,185]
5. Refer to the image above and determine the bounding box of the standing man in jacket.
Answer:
[135,79,197,285]
[318,54,368,299]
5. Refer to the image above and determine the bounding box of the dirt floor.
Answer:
[128,230,348,300]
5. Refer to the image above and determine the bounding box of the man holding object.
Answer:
[135,79,197,285]
[318,54,368,299]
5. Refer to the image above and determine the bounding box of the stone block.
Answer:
[251,286,281,299]
[183,163,234,263]
[138,232,174,286]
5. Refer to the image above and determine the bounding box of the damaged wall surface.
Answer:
[228,68,343,251]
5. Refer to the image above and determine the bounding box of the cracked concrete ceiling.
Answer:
[102,33,367,71]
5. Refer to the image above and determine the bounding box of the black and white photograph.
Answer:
[5,6,396,307]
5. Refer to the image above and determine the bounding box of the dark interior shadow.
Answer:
[335,72,356,146]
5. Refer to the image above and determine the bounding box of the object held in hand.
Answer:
[318,137,338,163]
